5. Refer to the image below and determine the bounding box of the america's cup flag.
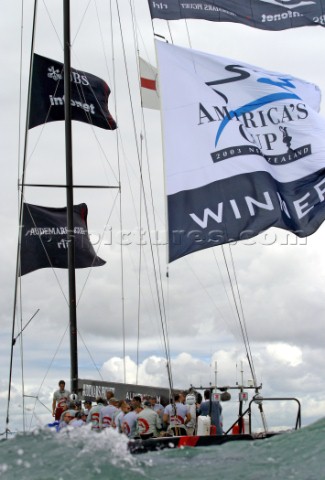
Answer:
[155,40,325,262]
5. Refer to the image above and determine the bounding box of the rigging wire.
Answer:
[184,256,240,342]
[76,189,120,305]
[220,245,257,384]
[77,329,105,382]
[27,320,105,431]
[19,286,26,432]
[227,245,258,386]
[17,0,28,434]
[137,81,174,391]
[41,0,63,49]
[184,19,193,49]
[6,0,39,438]
[108,0,127,382]
[13,309,40,344]
[71,0,92,46]
[136,134,144,385]
[167,21,174,44]
[129,0,174,392]
[28,324,69,430]
[116,0,171,388]
[66,0,128,381]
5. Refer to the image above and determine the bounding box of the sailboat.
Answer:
[3,0,325,451]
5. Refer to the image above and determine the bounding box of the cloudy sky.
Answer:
[1,0,325,435]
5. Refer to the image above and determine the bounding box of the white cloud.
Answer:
[266,343,303,367]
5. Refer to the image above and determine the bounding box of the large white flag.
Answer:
[155,40,325,262]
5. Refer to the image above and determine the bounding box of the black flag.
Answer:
[20,203,106,276]
[148,0,325,31]
[29,53,117,130]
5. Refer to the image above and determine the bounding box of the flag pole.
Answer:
[63,0,78,394]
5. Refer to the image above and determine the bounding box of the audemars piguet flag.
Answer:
[20,203,106,276]
[29,53,117,130]
[155,40,325,262]
[148,0,325,30]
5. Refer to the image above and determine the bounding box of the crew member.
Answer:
[52,380,70,421]
[163,393,191,436]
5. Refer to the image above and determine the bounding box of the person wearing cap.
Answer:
[136,400,162,439]
[52,380,70,420]
[100,397,119,429]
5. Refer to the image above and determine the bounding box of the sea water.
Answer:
[0,418,324,480]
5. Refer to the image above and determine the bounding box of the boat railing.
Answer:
[224,396,301,435]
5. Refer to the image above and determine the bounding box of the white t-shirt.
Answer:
[137,407,162,436]
[87,403,104,430]
[53,389,70,409]
[100,405,119,428]
[164,402,189,426]
[122,411,138,438]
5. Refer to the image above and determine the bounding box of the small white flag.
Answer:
[139,57,160,110]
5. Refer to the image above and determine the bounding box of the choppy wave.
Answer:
[0,418,324,480]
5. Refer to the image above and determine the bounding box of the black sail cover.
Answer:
[147,0,325,30]
[20,203,106,276]
[29,53,117,130]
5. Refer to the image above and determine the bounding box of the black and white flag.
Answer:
[148,0,325,30]
[29,53,117,130]
[156,41,325,262]
[20,203,106,276]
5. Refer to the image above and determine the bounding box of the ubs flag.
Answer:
[155,41,325,262]
[29,53,117,130]
[148,0,325,30]
[20,203,106,276]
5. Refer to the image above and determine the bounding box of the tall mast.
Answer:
[63,0,78,393]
